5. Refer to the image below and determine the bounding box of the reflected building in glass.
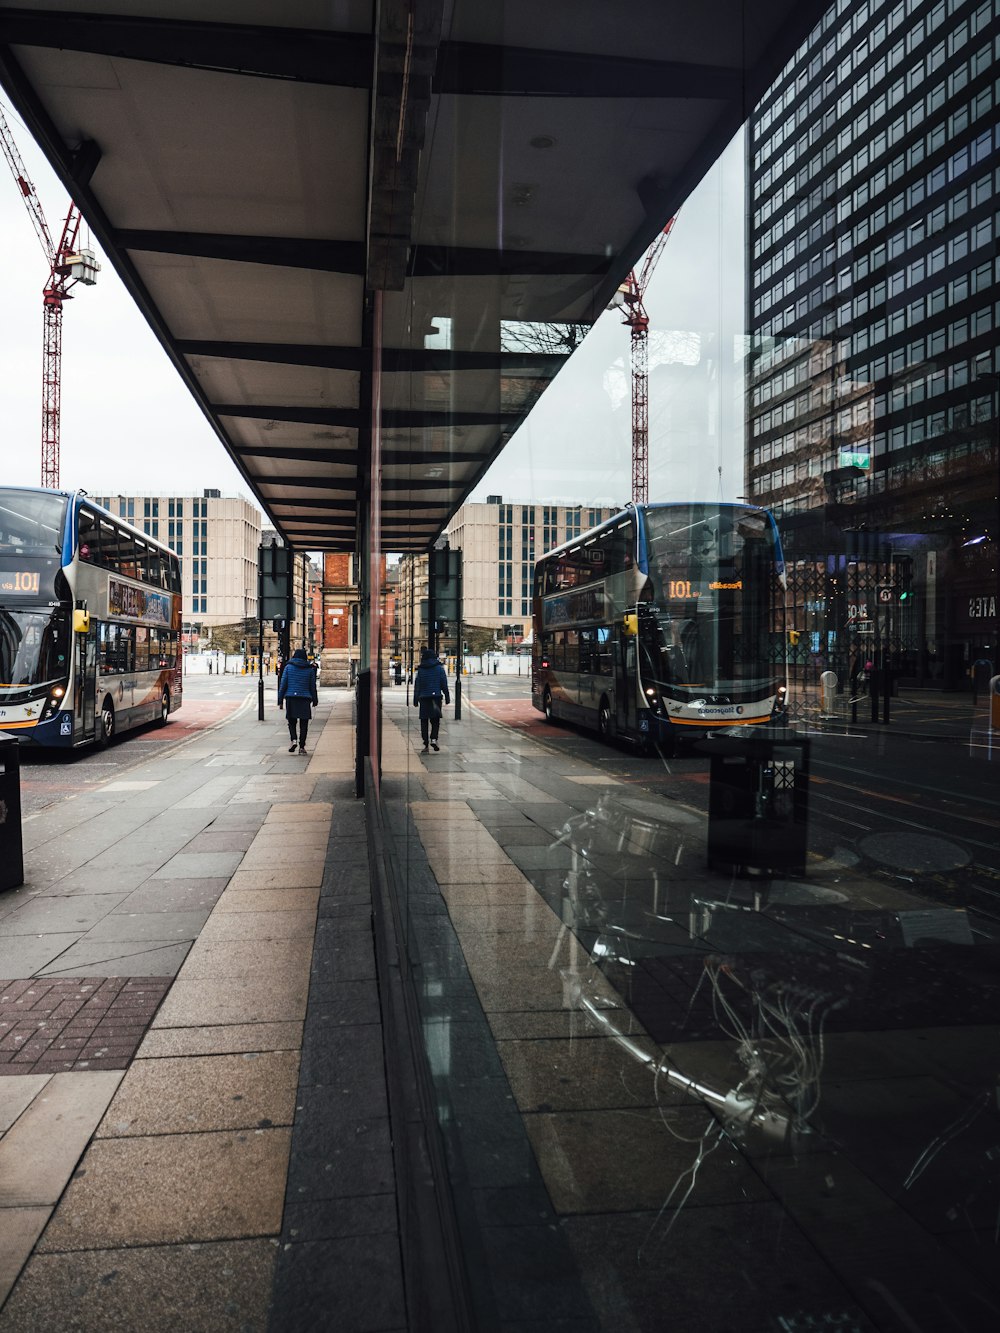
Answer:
[747,0,999,703]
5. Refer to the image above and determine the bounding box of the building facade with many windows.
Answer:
[747,0,999,695]
[446,496,615,631]
[93,490,261,637]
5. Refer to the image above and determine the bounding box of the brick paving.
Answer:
[0,977,171,1075]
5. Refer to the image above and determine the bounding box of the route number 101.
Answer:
[669,580,695,599]
[1,570,41,594]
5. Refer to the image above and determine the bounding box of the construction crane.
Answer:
[0,100,99,489]
[614,215,677,504]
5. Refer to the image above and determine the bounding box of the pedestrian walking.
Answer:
[412,646,450,752]
[277,646,318,753]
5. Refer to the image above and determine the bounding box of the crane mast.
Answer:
[616,216,677,504]
[1,100,99,489]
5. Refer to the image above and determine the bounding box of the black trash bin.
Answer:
[0,732,24,892]
[698,726,809,877]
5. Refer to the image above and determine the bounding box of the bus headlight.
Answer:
[39,685,68,722]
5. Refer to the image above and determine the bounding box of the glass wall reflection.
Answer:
[379,1,1000,1327]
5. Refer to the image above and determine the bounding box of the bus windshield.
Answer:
[0,607,70,693]
[0,489,67,555]
[642,505,777,697]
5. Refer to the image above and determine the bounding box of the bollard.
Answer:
[820,670,838,718]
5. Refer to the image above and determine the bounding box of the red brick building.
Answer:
[320,553,391,686]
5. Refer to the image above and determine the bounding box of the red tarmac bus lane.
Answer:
[472,698,571,739]
[140,695,248,741]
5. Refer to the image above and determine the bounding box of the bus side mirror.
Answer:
[73,609,90,634]
[622,614,638,637]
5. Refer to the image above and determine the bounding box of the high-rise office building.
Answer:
[747,0,999,693]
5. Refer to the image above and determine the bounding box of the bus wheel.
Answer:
[99,698,115,747]
[598,698,612,741]
[157,688,170,726]
[543,688,555,723]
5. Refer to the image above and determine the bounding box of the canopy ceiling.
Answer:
[0,1,826,551]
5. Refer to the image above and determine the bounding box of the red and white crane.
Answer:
[615,215,677,504]
[0,100,99,489]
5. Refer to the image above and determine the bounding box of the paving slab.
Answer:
[0,1075,51,1134]
[153,974,310,1027]
[97,1051,300,1136]
[0,936,83,978]
[239,847,327,871]
[137,1021,303,1059]
[268,1233,405,1333]
[0,1238,277,1333]
[230,778,317,804]
[214,889,320,915]
[0,1070,124,1206]
[79,910,212,943]
[36,941,191,980]
[265,804,333,825]
[37,1127,291,1250]
[114,878,230,914]
[196,910,317,942]
[0,894,132,934]
[226,866,324,890]
[152,852,246,880]
[0,1206,51,1309]
[180,938,313,983]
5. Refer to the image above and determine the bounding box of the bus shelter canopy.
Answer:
[0,1,825,552]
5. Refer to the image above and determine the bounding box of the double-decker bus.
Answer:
[532,502,787,752]
[0,486,182,747]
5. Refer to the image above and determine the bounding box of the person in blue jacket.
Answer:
[412,647,450,752]
[277,647,319,753]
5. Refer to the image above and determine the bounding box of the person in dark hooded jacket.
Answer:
[412,647,450,752]
[277,647,319,753]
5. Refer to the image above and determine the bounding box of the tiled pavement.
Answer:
[0,688,400,1333]
[2,677,976,1331]
[0,978,171,1075]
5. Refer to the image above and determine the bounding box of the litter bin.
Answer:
[0,732,24,892]
[697,726,809,877]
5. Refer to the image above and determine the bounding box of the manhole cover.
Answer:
[858,832,971,875]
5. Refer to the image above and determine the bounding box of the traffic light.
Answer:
[240,638,247,652]
[788,629,801,647]
[895,556,913,602]
[272,617,286,633]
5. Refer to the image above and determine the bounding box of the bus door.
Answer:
[76,624,98,743]
[615,631,637,735]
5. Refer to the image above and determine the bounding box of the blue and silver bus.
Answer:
[0,486,182,747]
[531,502,787,752]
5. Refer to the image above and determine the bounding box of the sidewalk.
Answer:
[794,683,983,742]
[2,685,993,1330]
[0,689,401,1332]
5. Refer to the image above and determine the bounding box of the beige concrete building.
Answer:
[93,489,261,634]
[445,497,617,632]
[394,500,618,668]
[395,552,429,678]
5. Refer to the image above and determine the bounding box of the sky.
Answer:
[470,129,748,510]
[1,100,252,500]
[1,96,745,520]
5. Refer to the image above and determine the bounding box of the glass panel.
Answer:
[374,1,1000,1328]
